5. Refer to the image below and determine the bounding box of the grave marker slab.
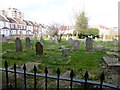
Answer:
[113,39,118,46]
[15,37,22,52]
[49,37,53,43]
[73,40,80,51]
[40,36,44,45]
[86,37,93,52]
[62,49,70,56]
[103,57,120,67]
[54,35,58,43]
[68,38,73,46]
[35,42,43,55]
[26,37,31,48]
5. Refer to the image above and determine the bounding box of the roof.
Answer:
[23,20,32,26]
[6,17,18,23]
[34,22,39,27]
[0,15,9,22]
[29,21,36,26]
[14,18,26,24]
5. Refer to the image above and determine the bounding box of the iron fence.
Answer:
[0,61,120,90]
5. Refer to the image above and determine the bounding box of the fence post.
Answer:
[84,71,89,90]
[5,61,9,90]
[100,72,105,90]
[23,64,26,90]
[70,70,74,90]
[44,67,48,90]
[33,65,37,90]
[14,63,17,89]
[57,68,60,90]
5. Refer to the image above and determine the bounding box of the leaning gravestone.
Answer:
[35,42,43,55]
[54,35,58,44]
[40,36,44,45]
[112,39,118,46]
[15,37,22,52]
[61,49,70,56]
[73,40,80,51]
[68,38,73,46]
[86,37,93,52]
[26,37,31,48]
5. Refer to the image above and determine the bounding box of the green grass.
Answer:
[1,38,117,81]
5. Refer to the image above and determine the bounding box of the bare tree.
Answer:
[48,23,66,42]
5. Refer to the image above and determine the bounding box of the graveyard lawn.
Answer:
[1,38,118,81]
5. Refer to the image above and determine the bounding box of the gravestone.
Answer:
[54,35,58,43]
[34,34,37,43]
[83,37,87,44]
[49,37,53,43]
[35,42,43,55]
[68,38,73,46]
[73,40,80,51]
[40,36,44,45]
[15,37,22,52]
[96,45,105,51]
[86,37,93,52]
[112,39,118,46]
[61,49,70,56]
[26,37,31,48]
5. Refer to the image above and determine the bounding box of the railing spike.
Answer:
[57,68,60,75]
[100,71,105,81]
[70,70,74,77]
[23,64,26,70]
[84,71,89,81]
[14,63,16,69]
[44,67,48,74]
[5,61,8,68]
[33,65,37,72]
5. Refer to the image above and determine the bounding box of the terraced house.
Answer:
[0,8,44,37]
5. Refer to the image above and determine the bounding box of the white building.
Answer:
[0,15,10,37]
[0,8,24,20]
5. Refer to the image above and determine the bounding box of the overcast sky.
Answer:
[0,0,119,27]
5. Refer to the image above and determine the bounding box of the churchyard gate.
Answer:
[0,61,120,89]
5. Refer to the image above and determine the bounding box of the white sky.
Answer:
[0,0,119,27]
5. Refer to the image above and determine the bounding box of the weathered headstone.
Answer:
[73,40,80,51]
[35,42,43,55]
[40,36,44,45]
[26,37,31,48]
[86,37,93,52]
[15,37,22,52]
[68,38,73,46]
[54,35,58,44]
[49,37,53,43]
[112,39,118,46]
[61,49,70,56]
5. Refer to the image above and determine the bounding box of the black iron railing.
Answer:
[0,61,120,89]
